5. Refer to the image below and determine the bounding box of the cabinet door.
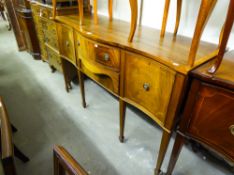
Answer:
[57,23,76,66]
[188,83,234,162]
[123,52,176,124]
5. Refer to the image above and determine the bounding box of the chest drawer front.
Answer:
[123,52,176,123]
[47,46,62,72]
[57,24,76,66]
[77,34,120,71]
[188,84,234,161]
[43,19,58,49]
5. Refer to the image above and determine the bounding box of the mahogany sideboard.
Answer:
[24,0,233,174]
[53,12,220,174]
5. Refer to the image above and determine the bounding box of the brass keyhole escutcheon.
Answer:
[143,83,150,91]
[104,53,110,61]
[229,125,234,136]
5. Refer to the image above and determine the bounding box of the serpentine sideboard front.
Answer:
[52,13,219,174]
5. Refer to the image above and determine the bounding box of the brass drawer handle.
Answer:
[143,83,150,91]
[65,41,70,47]
[103,53,110,61]
[77,41,80,46]
[230,125,234,136]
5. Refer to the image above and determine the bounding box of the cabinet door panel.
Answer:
[123,52,176,123]
[57,24,76,66]
[188,83,234,161]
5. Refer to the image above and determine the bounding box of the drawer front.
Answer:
[123,52,176,123]
[57,24,76,66]
[43,19,58,49]
[188,83,234,161]
[31,5,47,61]
[47,46,62,72]
[77,34,120,71]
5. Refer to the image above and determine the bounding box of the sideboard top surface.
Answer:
[55,14,219,75]
[191,51,234,90]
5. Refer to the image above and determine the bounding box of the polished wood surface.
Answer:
[54,145,88,175]
[55,14,218,75]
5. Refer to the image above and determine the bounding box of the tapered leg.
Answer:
[77,70,86,108]
[61,59,72,93]
[166,134,185,175]
[0,11,6,21]
[14,145,29,163]
[50,65,56,73]
[155,131,171,175]
[119,99,126,143]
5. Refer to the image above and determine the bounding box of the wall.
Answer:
[92,0,234,48]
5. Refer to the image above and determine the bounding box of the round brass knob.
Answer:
[104,53,110,61]
[229,125,234,136]
[143,83,150,91]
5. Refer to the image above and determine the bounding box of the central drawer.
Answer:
[123,52,176,123]
[75,33,120,95]
[77,34,120,71]
[57,23,76,66]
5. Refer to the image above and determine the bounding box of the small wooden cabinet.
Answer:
[166,51,234,175]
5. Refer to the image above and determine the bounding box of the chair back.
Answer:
[208,0,234,73]
[0,97,16,175]
[54,145,88,175]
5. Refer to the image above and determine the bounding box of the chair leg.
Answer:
[14,145,29,163]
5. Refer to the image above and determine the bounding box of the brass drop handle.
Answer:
[103,53,110,61]
[229,125,234,136]
[65,41,70,47]
[143,83,150,91]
